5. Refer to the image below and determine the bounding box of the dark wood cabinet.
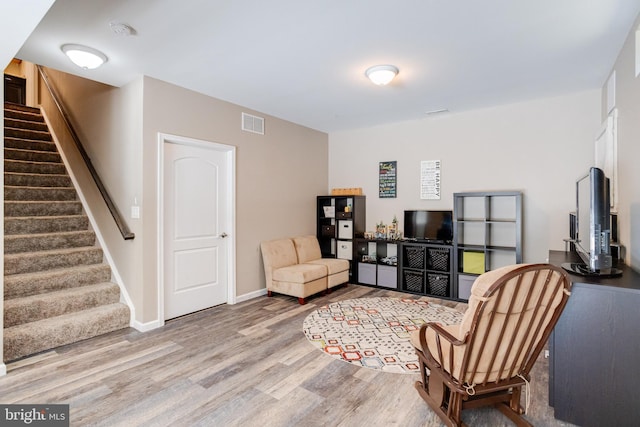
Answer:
[548,250,640,427]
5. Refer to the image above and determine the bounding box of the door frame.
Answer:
[157,132,236,325]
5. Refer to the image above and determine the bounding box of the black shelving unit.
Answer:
[316,195,366,281]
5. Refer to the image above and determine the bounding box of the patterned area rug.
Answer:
[303,297,465,374]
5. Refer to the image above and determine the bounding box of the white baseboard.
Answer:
[131,289,267,331]
[132,319,163,332]
[235,288,268,303]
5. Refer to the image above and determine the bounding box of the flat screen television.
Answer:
[562,167,621,277]
[403,210,453,243]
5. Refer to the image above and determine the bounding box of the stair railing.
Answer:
[36,65,135,240]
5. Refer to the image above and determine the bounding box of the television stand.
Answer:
[561,262,622,277]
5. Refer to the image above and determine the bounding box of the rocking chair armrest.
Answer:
[418,322,468,373]
[418,322,466,349]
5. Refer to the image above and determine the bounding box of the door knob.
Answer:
[220,232,228,238]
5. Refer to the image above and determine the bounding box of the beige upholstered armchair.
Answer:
[411,264,571,427]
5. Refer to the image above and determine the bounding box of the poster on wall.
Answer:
[379,161,397,198]
[420,160,441,200]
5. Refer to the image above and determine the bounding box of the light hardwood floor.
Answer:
[0,284,576,426]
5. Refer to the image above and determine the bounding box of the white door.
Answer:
[163,138,231,320]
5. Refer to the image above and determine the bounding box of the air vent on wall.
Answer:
[242,112,265,135]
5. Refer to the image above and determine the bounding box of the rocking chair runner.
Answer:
[411,264,571,427]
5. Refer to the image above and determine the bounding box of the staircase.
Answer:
[3,102,130,362]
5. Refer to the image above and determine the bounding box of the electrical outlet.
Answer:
[544,350,550,359]
[131,206,140,219]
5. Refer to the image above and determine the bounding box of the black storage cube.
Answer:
[402,270,425,293]
[427,273,449,297]
[321,225,335,237]
[403,245,426,269]
[427,247,450,272]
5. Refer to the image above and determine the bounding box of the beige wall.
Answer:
[41,71,328,325]
[141,77,328,318]
[329,90,601,264]
[603,15,640,270]
[37,68,144,322]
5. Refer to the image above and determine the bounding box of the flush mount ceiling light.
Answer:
[61,44,107,70]
[365,64,399,85]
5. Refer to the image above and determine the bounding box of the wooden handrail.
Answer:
[36,65,135,240]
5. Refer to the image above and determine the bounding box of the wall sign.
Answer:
[420,160,441,200]
[379,161,397,198]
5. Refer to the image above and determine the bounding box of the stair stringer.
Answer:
[40,108,136,329]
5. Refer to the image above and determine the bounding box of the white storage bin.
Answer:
[337,240,353,260]
[338,220,353,239]
[458,274,476,300]
[377,265,397,289]
[358,263,376,285]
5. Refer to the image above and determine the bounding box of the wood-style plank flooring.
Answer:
[0,284,576,426]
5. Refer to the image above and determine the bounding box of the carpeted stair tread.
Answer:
[4,118,49,132]
[4,102,41,115]
[4,200,83,217]
[3,303,130,362]
[4,264,112,299]
[4,108,45,123]
[4,215,88,234]
[4,147,62,163]
[4,159,67,174]
[5,172,72,187]
[5,138,57,152]
[4,127,52,141]
[4,230,96,254]
[4,282,121,327]
[5,246,103,275]
[4,185,77,201]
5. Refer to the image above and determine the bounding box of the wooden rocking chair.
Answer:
[411,264,571,426]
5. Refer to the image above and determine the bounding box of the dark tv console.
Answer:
[548,250,640,427]
[561,261,622,277]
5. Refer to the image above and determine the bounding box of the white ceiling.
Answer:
[15,0,640,133]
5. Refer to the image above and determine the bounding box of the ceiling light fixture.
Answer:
[365,64,399,86]
[61,44,107,70]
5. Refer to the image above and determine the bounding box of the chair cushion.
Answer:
[292,235,322,263]
[306,258,349,275]
[261,238,299,270]
[273,263,326,284]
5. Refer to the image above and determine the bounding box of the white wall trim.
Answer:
[157,132,237,327]
[235,288,268,303]
[131,318,163,333]
[41,109,137,326]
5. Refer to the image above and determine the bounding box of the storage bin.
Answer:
[358,263,376,285]
[321,225,335,237]
[402,270,425,293]
[338,220,353,239]
[457,274,476,300]
[427,247,451,272]
[378,265,397,289]
[427,274,449,297]
[337,240,353,260]
[403,245,426,269]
